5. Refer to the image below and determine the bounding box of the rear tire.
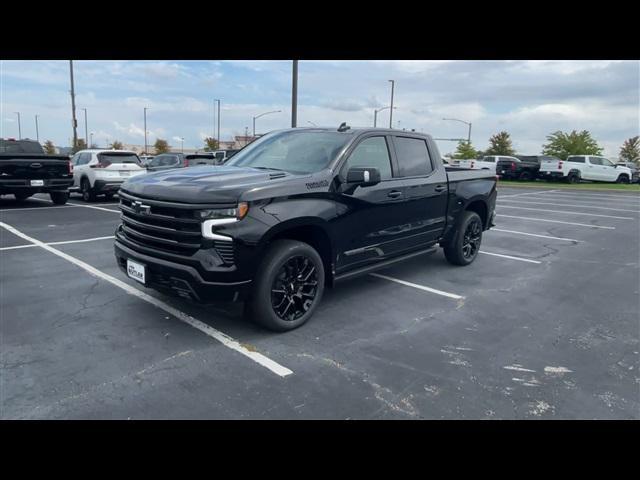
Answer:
[246,239,325,332]
[50,191,69,205]
[519,171,532,181]
[14,192,32,202]
[443,211,483,266]
[81,178,96,202]
[567,173,581,184]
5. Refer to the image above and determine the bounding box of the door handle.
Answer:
[434,185,446,192]
[387,190,402,199]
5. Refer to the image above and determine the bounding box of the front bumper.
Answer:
[114,239,251,303]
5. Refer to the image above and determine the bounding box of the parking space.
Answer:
[1,186,639,419]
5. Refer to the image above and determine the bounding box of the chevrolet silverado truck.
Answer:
[114,126,497,331]
[0,138,73,204]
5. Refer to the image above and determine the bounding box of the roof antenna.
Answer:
[337,122,350,132]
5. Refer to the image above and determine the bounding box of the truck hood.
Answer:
[120,165,313,204]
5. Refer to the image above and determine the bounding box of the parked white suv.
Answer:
[70,149,146,201]
[539,155,633,184]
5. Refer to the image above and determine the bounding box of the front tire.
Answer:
[519,171,532,181]
[567,173,581,184]
[50,191,69,205]
[246,239,325,332]
[616,174,630,184]
[443,211,483,266]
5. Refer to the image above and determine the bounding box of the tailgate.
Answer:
[0,155,70,179]
[539,159,563,172]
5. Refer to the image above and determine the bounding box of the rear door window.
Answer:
[393,136,433,177]
[588,157,602,166]
[568,156,585,163]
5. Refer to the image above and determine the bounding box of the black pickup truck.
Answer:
[0,139,73,204]
[114,126,497,331]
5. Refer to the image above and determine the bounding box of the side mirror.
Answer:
[346,167,381,187]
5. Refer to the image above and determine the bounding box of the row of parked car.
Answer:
[446,155,639,184]
[0,138,240,204]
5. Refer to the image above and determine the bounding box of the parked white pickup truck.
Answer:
[539,155,633,184]
[457,157,497,172]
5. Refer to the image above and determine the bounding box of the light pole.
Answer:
[90,132,94,147]
[82,108,88,148]
[388,80,395,128]
[69,60,78,149]
[14,112,21,139]
[373,106,396,127]
[215,99,221,145]
[253,110,281,137]
[291,60,298,127]
[442,117,472,142]
[144,107,149,154]
[35,115,40,143]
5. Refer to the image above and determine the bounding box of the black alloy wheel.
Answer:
[270,255,319,322]
[461,218,482,260]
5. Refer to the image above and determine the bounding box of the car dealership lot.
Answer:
[1,187,638,419]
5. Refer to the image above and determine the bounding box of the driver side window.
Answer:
[343,136,392,180]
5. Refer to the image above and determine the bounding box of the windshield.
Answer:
[226,130,352,174]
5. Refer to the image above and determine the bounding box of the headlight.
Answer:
[196,202,249,221]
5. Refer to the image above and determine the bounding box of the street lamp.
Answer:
[14,112,21,139]
[214,99,221,144]
[35,115,40,143]
[90,132,94,148]
[373,106,396,128]
[81,108,88,147]
[179,137,184,153]
[144,107,150,154]
[388,80,395,128]
[442,118,472,142]
[253,110,282,137]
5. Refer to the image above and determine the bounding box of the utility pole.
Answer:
[13,112,22,139]
[388,80,395,129]
[215,99,221,145]
[82,108,88,148]
[69,60,78,149]
[144,107,149,154]
[291,60,298,127]
[213,100,216,142]
[35,115,39,143]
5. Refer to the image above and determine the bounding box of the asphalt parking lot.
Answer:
[1,186,639,419]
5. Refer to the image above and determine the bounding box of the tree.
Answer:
[542,130,603,160]
[203,137,219,151]
[485,131,515,156]
[154,138,170,154]
[453,140,479,159]
[619,136,640,163]
[110,140,123,150]
[43,140,56,154]
[73,138,87,153]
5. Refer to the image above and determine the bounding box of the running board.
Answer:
[334,247,438,283]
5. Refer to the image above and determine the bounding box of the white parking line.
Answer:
[522,192,640,204]
[478,251,542,264]
[498,190,560,198]
[497,214,615,230]
[369,273,464,300]
[497,205,634,220]
[499,199,640,213]
[0,235,115,251]
[0,221,293,378]
[490,228,581,243]
[535,191,640,201]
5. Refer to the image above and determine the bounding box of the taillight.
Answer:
[511,162,516,171]
[68,160,73,174]
[184,158,189,167]
[471,161,475,168]
[558,161,563,168]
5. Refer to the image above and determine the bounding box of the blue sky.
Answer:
[1,60,638,156]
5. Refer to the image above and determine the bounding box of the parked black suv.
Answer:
[114,127,497,331]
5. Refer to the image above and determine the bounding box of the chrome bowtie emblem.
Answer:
[133,200,151,214]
